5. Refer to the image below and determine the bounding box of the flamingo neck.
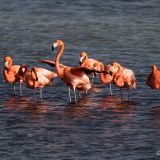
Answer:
[55,44,64,78]
[100,63,112,84]
[3,68,15,83]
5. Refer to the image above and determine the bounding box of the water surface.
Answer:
[0,0,160,159]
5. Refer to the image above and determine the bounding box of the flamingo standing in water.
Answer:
[45,39,102,102]
[107,62,136,101]
[147,64,160,89]
[79,51,102,83]
[17,64,28,95]
[93,61,113,95]
[26,67,57,99]
[3,56,26,95]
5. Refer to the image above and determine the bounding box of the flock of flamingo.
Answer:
[3,39,160,103]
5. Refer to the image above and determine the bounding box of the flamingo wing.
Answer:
[39,59,56,67]
[39,59,65,69]
[70,66,104,77]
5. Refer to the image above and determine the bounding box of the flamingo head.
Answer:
[152,64,158,74]
[4,56,13,69]
[106,64,112,74]
[108,62,121,76]
[93,61,104,72]
[18,64,28,81]
[79,52,88,65]
[52,39,64,51]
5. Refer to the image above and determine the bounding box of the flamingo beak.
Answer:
[79,56,85,65]
[5,61,8,67]
[79,57,83,65]
[52,45,54,52]
[109,71,113,76]
[52,42,58,52]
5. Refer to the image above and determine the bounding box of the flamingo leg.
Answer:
[68,87,72,102]
[13,83,16,94]
[40,88,43,99]
[128,89,130,102]
[109,83,112,96]
[91,74,95,84]
[78,90,81,98]
[73,86,77,103]
[34,89,36,102]
[19,82,22,96]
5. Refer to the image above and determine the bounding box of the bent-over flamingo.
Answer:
[93,61,113,95]
[107,62,136,101]
[26,67,57,99]
[79,51,102,83]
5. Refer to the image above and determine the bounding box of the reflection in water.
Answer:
[3,96,54,114]
[62,97,97,118]
[98,96,137,125]
[150,106,160,126]
[90,84,104,93]
[99,96,137,110]
[151,106,160,114]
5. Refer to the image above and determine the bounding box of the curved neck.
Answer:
[5,59,12,70]
[3,68,15,83]
[31,68,38,81]
[55,44,64,78]
[100,63,113,84]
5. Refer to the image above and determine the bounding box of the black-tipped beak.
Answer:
[109,71,113,76]
[52,45,54,52]
[79,61,82,66]
[36,77,38,81]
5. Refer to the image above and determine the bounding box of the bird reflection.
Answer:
[151,106,160,113]
[98,96,137,110]
[98,96,137,125]
[90,84,104,93]
[150,106,160,125]
[62,97,97,118]
[3,96,54,114]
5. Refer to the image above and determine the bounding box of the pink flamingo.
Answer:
[26,67,57,99]
[107,62,136,101]
[3,56,27,95]
[42,40,102,102]
[93,61,113,95]
[79,51,102,83]
[147,64,160,89]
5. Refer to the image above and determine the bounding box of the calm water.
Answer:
[0,0,160,159]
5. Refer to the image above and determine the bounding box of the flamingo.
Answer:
[26,67,57,99]
[44,39,102,102]
[17,64,28,95]
[107,62,136,101]
[3,56,26,95]
[147,64,160,89]
[79,51,102,83]
[93,61,113,95]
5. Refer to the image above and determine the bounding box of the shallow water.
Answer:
[0,0,160,159]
